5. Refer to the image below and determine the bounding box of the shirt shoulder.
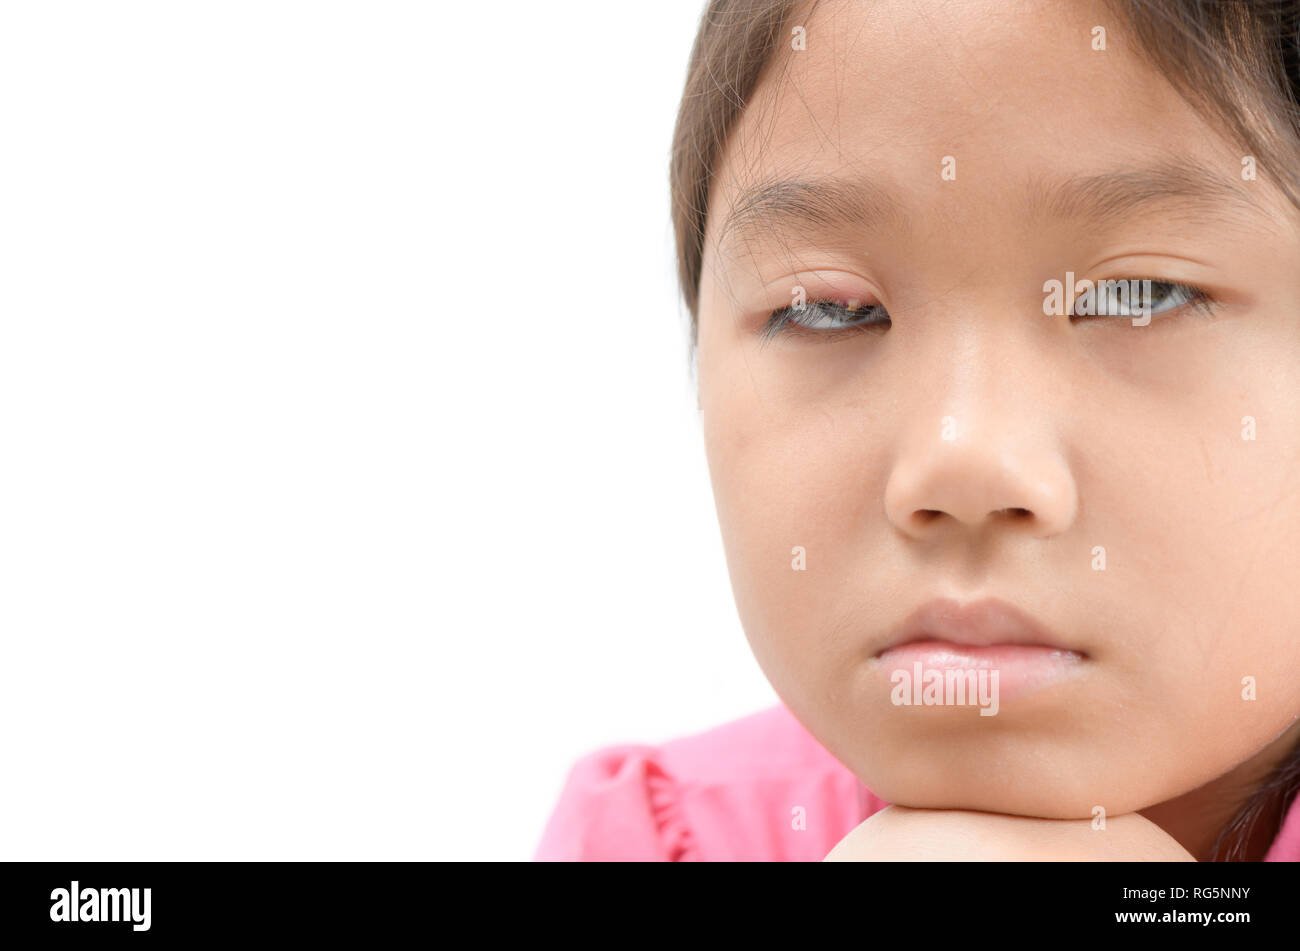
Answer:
[533,704,889,861]
[1264,787,1300,861]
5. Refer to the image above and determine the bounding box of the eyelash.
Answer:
[760,299,890,342]
[760,280,1220,341]
[1069,280,1218,322]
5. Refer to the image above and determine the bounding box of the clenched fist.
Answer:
[824,805,1197,861]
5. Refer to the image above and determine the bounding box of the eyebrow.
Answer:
[714,158,1265,256]
[716,174,908,258]
[1028,158,1263,227]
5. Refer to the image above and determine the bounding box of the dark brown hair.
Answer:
[668,0,1300,860]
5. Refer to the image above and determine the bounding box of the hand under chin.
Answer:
[823,805,1197,861]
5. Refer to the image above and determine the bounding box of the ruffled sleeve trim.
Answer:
[645,758,700,862]
[534,746,700,861]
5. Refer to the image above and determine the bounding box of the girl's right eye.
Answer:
[761,299,892,341]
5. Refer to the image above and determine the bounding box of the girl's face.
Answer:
[696,0,1300,820]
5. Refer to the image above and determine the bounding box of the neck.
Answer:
[1140,717,1300,861]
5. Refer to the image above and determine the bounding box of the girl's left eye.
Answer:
[1070,280,1218,321]
[761,298,891,340]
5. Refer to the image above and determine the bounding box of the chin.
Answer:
[841,733,1163,819]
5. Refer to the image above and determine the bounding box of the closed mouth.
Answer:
[873,596,1088,659]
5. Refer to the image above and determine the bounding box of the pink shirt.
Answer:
[534,703,1300,861]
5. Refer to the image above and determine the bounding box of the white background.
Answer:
[0,1,778,860]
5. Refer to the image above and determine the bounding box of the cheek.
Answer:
[1174,446,1300,729]
[1077,366,1300,756]
[698,342,890,685]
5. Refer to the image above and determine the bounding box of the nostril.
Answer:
[908,507,1035,527]
[994,507,1033,519]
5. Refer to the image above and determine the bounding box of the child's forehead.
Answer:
[706,0,1281,248]
[734,0,1213,163]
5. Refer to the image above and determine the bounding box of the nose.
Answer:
[883,414,1077,541]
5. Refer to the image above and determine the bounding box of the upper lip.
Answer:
[874,597,1085,657]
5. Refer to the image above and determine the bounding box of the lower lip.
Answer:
[874,640,1086,701]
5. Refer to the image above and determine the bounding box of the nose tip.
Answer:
[884,445,1077,540]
